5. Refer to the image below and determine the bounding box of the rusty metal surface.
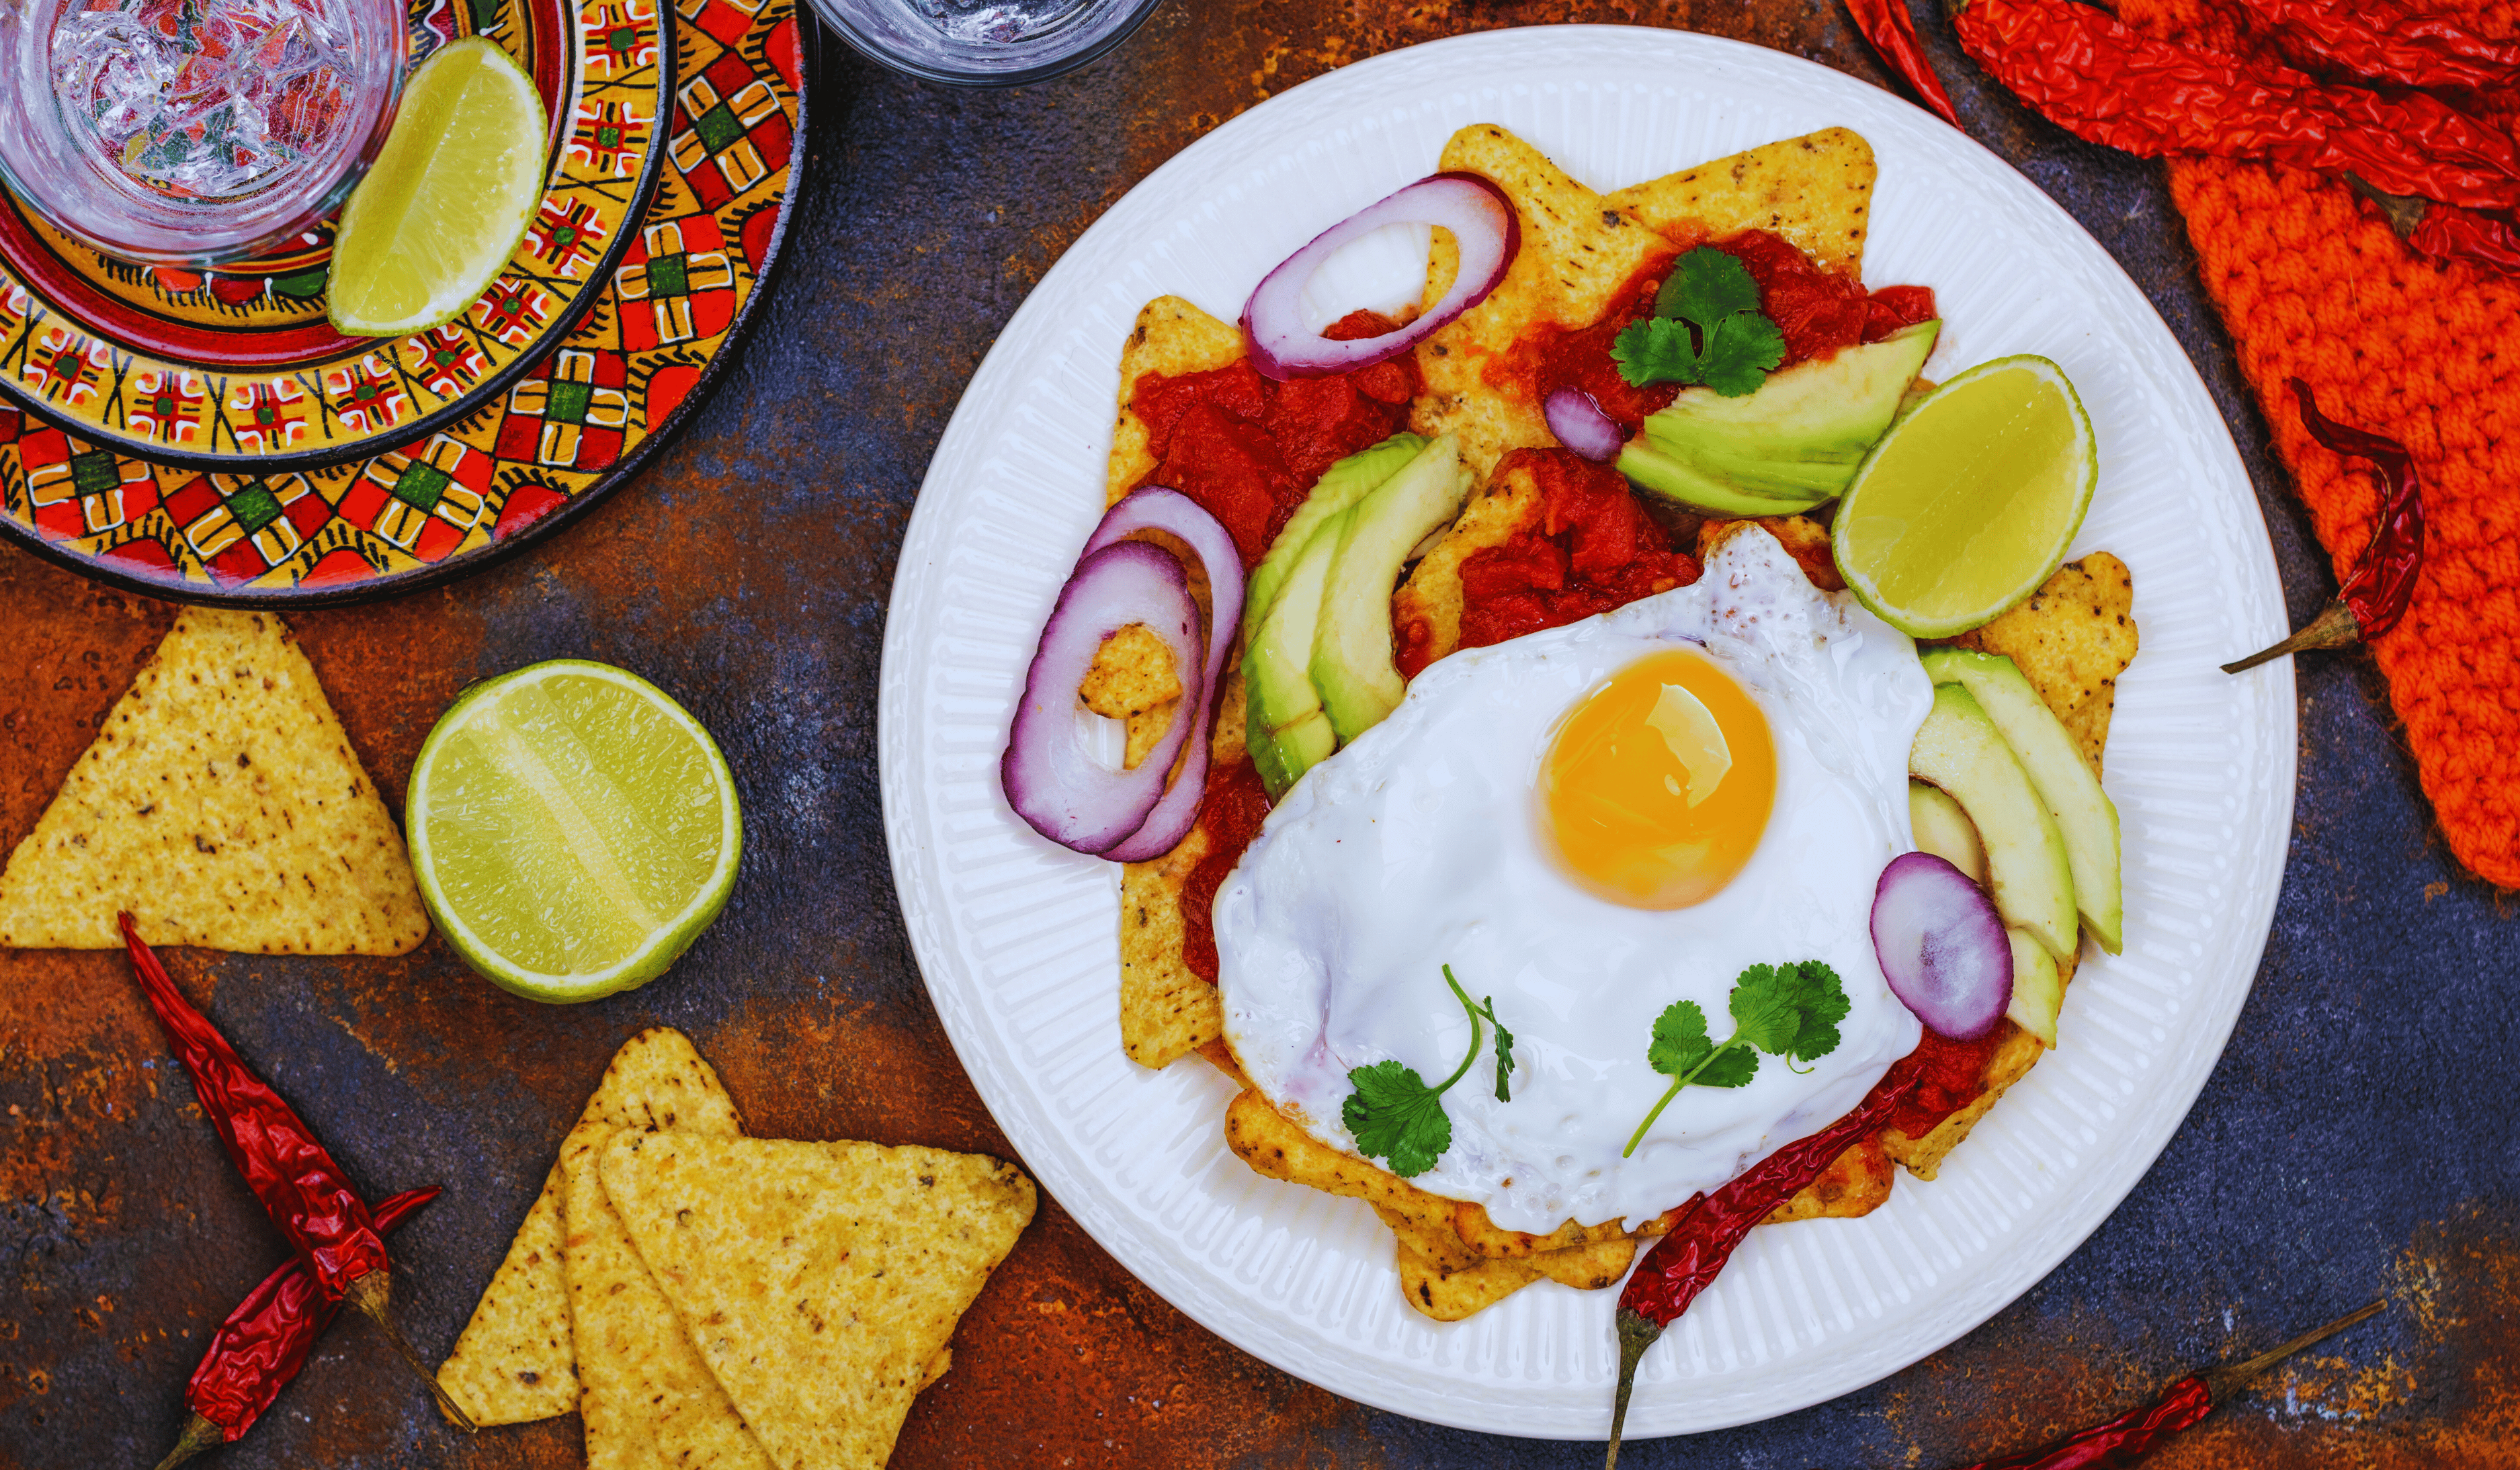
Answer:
[3,3,2517,1467]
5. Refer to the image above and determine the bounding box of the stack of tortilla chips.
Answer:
[437,1029,1036,1469]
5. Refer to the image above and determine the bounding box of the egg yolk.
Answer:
[1538,648,1777,909]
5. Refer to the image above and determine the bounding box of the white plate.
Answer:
[878,26,2294,1440]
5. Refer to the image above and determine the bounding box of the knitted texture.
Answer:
[2119,0,2520,889]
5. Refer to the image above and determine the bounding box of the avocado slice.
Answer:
[1243,515,1344,797]
[1908,779,1986,885]
[1908,681,2077,960]
[1310,434,1474,742]
[1920,647,2123,954]
[2005,927,2062,1048]
[1245,432,1427,629]
[1620,320,1939,512]
[1616,437,1830,518]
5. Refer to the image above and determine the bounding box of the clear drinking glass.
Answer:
[808,0,1163,87]
[0,0,408,265]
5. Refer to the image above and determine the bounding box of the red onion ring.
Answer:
[1002,541,1204,855]
[1085,488,1246,861]
[1870,851,2013,1039]
[1544,386,1624,462]
[1240,171,1521,380]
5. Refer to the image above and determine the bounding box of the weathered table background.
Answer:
[4,3,2515,1467]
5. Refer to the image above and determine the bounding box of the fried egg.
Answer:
[1216,525,1934,1234]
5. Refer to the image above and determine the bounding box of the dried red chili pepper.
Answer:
[120,914,475,1430]
[156,1186,442,1470]
[1847,0,1963,128]
[2346,173,2520,279]
[2240,0,2520,93]
[1951,0,2520,211]
[1603,1075,1919,1466]
[2223,380,2426,673]
[1944,1299,2382,1469]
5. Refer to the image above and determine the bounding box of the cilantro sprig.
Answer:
[1343,965,1517,1178]
[1621,961,1850,1158]
[1609,247,1786,397]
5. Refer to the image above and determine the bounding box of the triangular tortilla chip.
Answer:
[1412,124,1677,478]
[0,607,425,953]
[565,1120,771,1470]
[1604,127,1878,277]
[599,1133,1036,1470]
[437,1027,743,1426]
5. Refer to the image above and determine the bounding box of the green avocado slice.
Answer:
[1309,434,1473,743]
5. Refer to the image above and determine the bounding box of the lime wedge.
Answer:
[1831,355,2098,638]
[329,38,546,337]
[407,661,741,1003]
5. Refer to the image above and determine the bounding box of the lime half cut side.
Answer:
[328,37,547,337]
[1831,354,2098,639]
[408,660,741,1003]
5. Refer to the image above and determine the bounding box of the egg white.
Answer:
[1216,526,1934,1234]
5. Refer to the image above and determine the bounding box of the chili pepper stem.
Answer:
[152,1412,226,1470]
[1604,1307,1663,1469]
[342,1271,477,1432]
[2199,1298,2386,1401]
[2222,599,2362,673]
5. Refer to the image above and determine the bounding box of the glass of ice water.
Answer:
[0,0,409,264]
[808,0,1163,86]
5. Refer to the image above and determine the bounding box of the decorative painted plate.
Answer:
[0,0,667,470]
[0,0,802,599]
[880,27,2296,1440]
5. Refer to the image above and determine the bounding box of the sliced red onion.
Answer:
[1002,542,1203,855]
[1544,386,1624,462]
[1241,171,1520,380]
[1085,488,1246,861]
[1870,851,2013,1040]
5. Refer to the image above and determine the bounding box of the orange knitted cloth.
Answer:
[2117,0,2520,889]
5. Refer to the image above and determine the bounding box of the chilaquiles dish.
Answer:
[1002,124,2136,1324]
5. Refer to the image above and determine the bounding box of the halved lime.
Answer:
[1831,355,2098,638]
[329,38,546,338]
[407,661,741,1003]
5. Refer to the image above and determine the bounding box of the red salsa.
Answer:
[1400,448,1702,678]
[1127,310,1419,568]
[1179,756,1271,986]
[1880,1027,2009,1138]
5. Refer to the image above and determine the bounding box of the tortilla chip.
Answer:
[598,1133,1037,1470]
[1605,128,1878,277]
[1390,460,1546,673]
[1450,1203,1634,1261]
[0,607,425,953]
[564,1122,771,1470]
[1764,1133,1896,1225]
[1116,672,1245,1070]
[1105,295,1247,507]
[1949,553,2140,776]
[1413,126,1677,478]
[1527,1231,1639,1290]
[1223,1088,1464,1244]
[1880,1013,2056,1181]
[1397,1234,1540,1322]
[438,1027,743,1426]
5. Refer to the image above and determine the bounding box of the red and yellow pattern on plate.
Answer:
[0,0,803,600]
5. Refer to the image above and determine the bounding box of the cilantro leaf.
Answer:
[1609,316,1699,388]
[1342,1060,1452,1178]
[1615,246,1785,397]
[1694,1047,1760,1088]
[1646,1000,1712,1078]
[1624,958,1851,1156]
[1343,965,1509,1176]
[1658,246,1763,322]
[1699,312,1786,398]
[1730,960,1849,1066]
[1484,996,1517,1103]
